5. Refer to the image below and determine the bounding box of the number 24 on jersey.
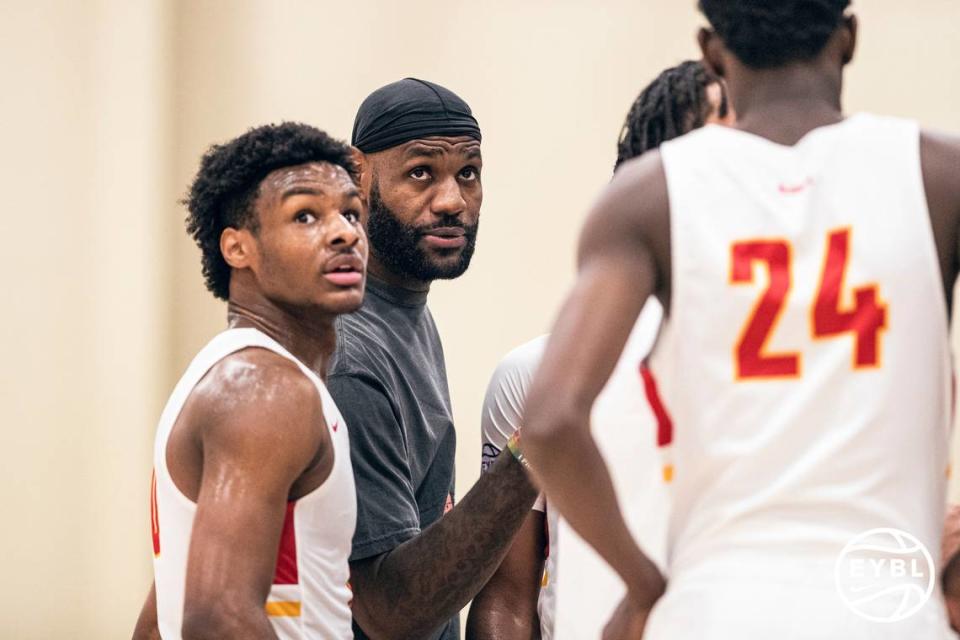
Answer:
[730,228,887,380]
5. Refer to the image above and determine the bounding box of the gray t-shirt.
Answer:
[328,276,458,640]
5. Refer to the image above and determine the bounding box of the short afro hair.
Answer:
[185,122,357,300]
[616,60,726,170]
[699,0,852,69]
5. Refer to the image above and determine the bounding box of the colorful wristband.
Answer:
[506,430,531,470]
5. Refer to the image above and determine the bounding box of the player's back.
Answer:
[646,114,953,638]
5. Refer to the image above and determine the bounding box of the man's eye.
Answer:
[343,210,360,224]
[410,167,431,180]
[460,167,479,180]
[295,211,316,223]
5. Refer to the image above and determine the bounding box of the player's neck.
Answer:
[226,297,337,377]
[730,65,844,146]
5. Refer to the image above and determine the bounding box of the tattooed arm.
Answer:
[350,451,537,639]
[325,371,539,640]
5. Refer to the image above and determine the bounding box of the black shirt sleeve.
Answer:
[327,373,421,562]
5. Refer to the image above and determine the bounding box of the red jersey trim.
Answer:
[150,470,160,557]
[640,364,674,448]
[273,501,299,585]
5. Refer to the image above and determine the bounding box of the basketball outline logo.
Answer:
[834,527,935,623]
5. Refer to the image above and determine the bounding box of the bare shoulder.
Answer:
[920,129,960,200]
[918,129,960,299]
[595,150,668,231]
[579,150,670,298]
[921,128,960,154]
[609,149,669,200]
[190,348,325,459]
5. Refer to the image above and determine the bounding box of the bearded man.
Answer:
[327,78,537,640]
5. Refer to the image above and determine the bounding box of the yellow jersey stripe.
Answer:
[265,601,301,617]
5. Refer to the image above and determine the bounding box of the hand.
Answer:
[942,504,960,630]
[946,596,960,635]
[602,593,654,640]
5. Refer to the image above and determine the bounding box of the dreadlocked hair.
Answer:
[699,0,852,69]
[185,122,357,300]
[615,60,726,170]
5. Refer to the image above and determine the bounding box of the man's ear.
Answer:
[841,14,858,65]
[220,227,256,270]
[698,27,726,79]
[351,147,372,205]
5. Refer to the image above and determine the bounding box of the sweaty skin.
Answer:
[466,78,734,640]
[465,511,547,640]
[133,162,368,640]
[176,348,334,640]
[343,135,539,640]
[521,16,960,639]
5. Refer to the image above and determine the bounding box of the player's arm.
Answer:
[467,345,547,639]
[922,130,960,630]
[333,373,540,640]
[522,153,669,618]
[180,353,323,640]
[466,509,546,640]
[919,130,960,302]
[131,582,160,640]
[349,452,538,640]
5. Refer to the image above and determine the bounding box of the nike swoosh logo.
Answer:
[778,178,814,194]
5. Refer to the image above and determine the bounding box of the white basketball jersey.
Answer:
[480,302,666,640]
[151,328,356,639]
[645,114,954,638]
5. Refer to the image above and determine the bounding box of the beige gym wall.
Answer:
[2,1,958,637]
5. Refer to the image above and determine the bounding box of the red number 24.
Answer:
[730,228,887,380]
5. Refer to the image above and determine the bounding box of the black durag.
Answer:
[351,78,481,153]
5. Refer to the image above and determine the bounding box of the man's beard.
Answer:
[366,181,478,282]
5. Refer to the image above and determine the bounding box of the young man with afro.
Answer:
[134,122,367,640]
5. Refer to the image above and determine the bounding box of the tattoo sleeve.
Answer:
[350,450,538,640]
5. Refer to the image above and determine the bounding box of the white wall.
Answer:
[1,2,958,636]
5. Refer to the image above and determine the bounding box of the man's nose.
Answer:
[329,213,360,248]
[430,176,466,217]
